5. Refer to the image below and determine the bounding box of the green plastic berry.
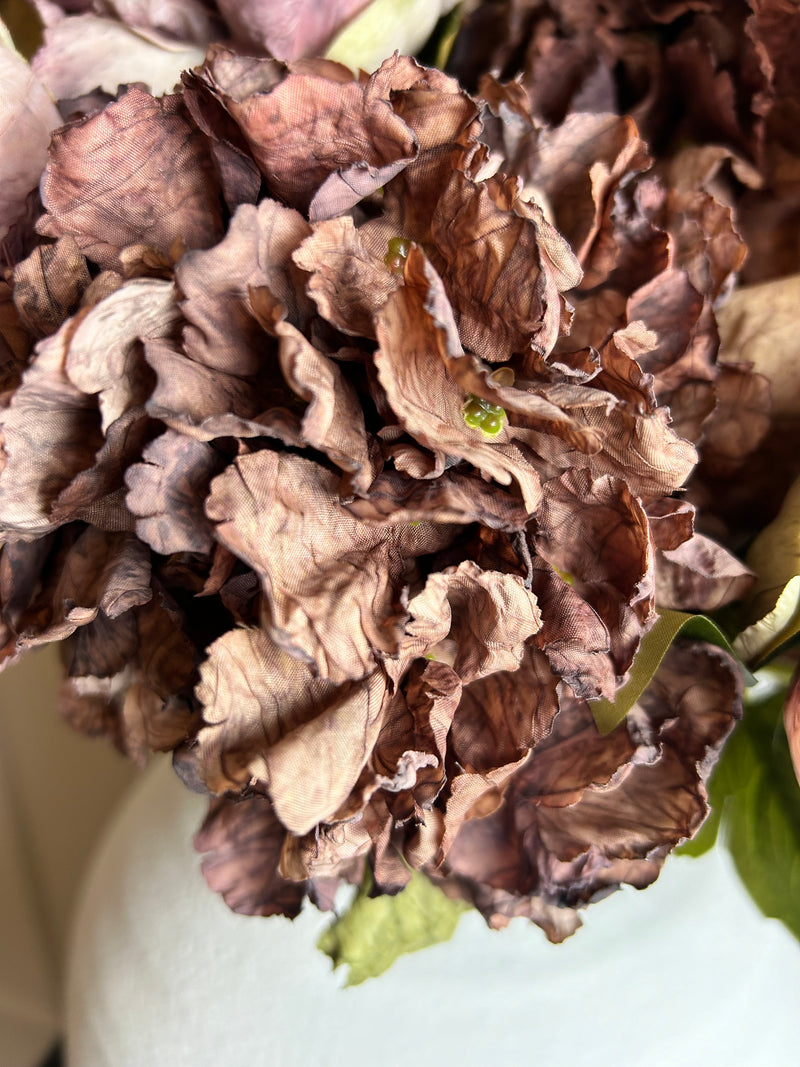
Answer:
[479,409,505,436]
[385,236,411,274]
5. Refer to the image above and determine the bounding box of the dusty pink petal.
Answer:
[32,14,207,100]
[450,643,560,775]
[38,87,224,269]
[0,317,102,536]
[64,278,180,432]
[0,45,61,243]
[215,0,372,59]
[197,53,419,218]
[440,640,741,942]
[145,199,312,441]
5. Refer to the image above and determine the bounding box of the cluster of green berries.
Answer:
[462,367,514,437]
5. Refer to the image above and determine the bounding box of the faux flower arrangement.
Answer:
[0,0,798,981]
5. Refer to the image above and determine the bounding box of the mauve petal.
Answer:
[38,87,224,268]
[195,794,306,919]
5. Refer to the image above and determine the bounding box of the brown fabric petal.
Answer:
[198,53,419,218]
[38,87,224,269]
[372,659,461,810]
[529,558,615,700]
[440,639,741,941]
[431,171,581,361]
[0,280,31,395]
[193,626,391,834]
[534,468,654,676]
[520,113,652,290]
[12,236,91,339]
[291,217,400,339]
[205,450,454,682]
[16,527,151,649]
[656,533,754,611]
[64,278,179,432]
[195,794,306,919]
[248,286,376,494]
[374,245,545,512]
[404,561,542,685]
[0,317,102,537]
[125,430,229,555]
[345,467,530,532]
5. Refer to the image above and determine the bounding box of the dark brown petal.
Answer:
[195,794,306,919]
[431,171,581,361]
[450,644,560,774]
[125,430,228,555]
[38,87,224,269]
[17,527,151,649]
[0,280,31,395]
[520,113,652,290]
[529,558,615,700]
[441,639,741,941]
[12,236,91,338]
[193,625,391,833]
[373,659,462,809]
[205,450,454,681]
[534,468,654,675]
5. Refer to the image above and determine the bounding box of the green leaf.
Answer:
[590,610,755,735]
[733,574,800,668]
[325,0,459,74]
[317,866,468,985]
[704,668,800,943]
